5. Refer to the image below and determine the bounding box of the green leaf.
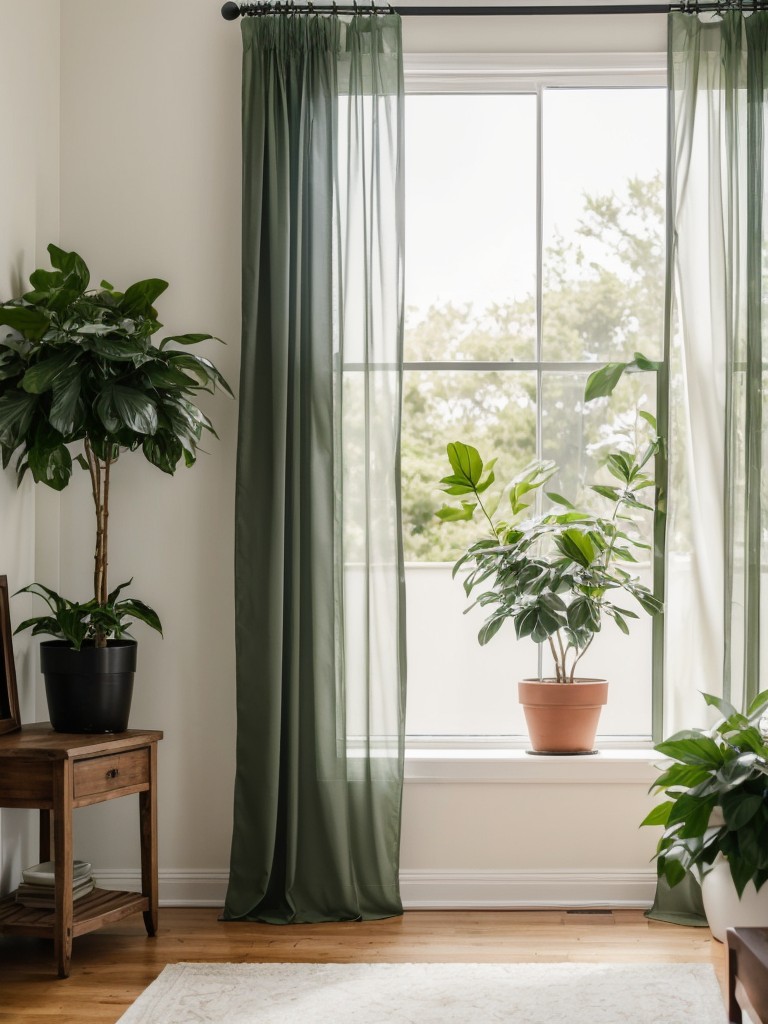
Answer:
[119,278,169,318]
[47,244,90,292]
[613,611,630,635]
[117,598,163,635]
[555,529,596,568]
[160,333,216,348]
[49,365,82,436]
[667,793,716,838]
[142,434,183,475]
[747,690,768,718]
[651,763,711,793]
[142,363,199,391]
[721,792,763,832]
[545,491,575,508]
[84,334,148,361]
[435,501,477,523]
[639,410,657,431]
[0,305,50,339]
[166,352,234,397]
[632,351,662,372]
[606,452,632,484]
[0,390,37,448]
[701,691,740,721]
[446,441,484,488]
[109,386,158,435]
[20,350,75,394]
[640,801,674,827]
[478,616,504,646]
[591,484,621,502]
[27,443,72,491]
[584,362,627,402]
[654,733,725,769]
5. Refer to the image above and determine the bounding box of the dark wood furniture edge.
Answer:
[0,723,163,759]
[727,927,768,1024]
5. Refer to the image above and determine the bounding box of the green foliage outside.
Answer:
[402,174,665,562]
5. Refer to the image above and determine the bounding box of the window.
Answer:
[402,74,666,744]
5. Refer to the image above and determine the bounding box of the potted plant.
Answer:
[0,243,231,732]
[435,421,662,753]
[642,689,768,941]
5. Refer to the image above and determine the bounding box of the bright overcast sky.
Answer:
[404,88,667,314]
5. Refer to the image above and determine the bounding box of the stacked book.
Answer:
[15,860,94,908]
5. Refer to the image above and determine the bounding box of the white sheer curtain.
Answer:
[665,10,768,731]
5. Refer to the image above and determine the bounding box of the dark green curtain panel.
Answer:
[224,13,406,924]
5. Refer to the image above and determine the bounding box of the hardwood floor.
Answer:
[0,908,726,1023]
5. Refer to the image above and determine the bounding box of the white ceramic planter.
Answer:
[700,857,768,942]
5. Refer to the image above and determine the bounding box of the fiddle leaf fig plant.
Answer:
[0,243,232,647]
[435,358,664,683]
[642,690,768,897]
[436,437,662,682]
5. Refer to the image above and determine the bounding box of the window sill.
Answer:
[404,747,662,784]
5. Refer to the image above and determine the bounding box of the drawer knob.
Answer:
[105,768,119,780]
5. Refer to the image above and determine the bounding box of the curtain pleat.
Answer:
[649,8,768,926]
[665,11,768,734]
[224,13,406,924]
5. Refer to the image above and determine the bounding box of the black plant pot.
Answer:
[40,640,137,734]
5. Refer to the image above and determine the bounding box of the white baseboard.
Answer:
[95,868,656,910]
[398,869,657,909]
[95,869,230,908]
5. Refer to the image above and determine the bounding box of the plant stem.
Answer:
[474,487,500,540]
[569,635,593,683]
[555,629,567,682]
[85,436,109,648]
[547,635,562,682]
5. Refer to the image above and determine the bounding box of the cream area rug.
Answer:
[117,961,726,1024]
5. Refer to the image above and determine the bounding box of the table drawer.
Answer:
[0,759,53,805]
[73,747,149,800]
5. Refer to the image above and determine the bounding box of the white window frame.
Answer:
[402,51,667,769]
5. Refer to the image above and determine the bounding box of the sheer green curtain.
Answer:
[224,12,406,924]
[665,10,768,733]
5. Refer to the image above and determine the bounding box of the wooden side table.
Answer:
[727,927,768,1024]
[0,723,163,977]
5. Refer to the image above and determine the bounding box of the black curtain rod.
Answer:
[222,1,768,18]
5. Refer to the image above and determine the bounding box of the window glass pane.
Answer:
[402,370,536,562]
[542,88,666,363]
[405,561,535,737]
[404,94,537,362]
[541,369,657,736]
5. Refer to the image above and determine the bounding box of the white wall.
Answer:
[2,0,668,907]
[0,0,61,895]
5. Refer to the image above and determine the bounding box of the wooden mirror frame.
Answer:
[0,576,20,734]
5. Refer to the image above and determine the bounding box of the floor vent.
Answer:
[565,909,614,915]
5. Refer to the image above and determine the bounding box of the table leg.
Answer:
[139,741,158,937]
[39,809,52,863]
[52,758,73,979]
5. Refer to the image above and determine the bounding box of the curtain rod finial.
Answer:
[221,2,241,19]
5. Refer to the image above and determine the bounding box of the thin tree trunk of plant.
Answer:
[85,436,110,648]
[569,635,593,684]
[548,635,562,682]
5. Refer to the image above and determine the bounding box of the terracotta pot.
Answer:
[518,678,609,754]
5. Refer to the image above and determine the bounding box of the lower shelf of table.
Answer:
[0,888,149,938]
